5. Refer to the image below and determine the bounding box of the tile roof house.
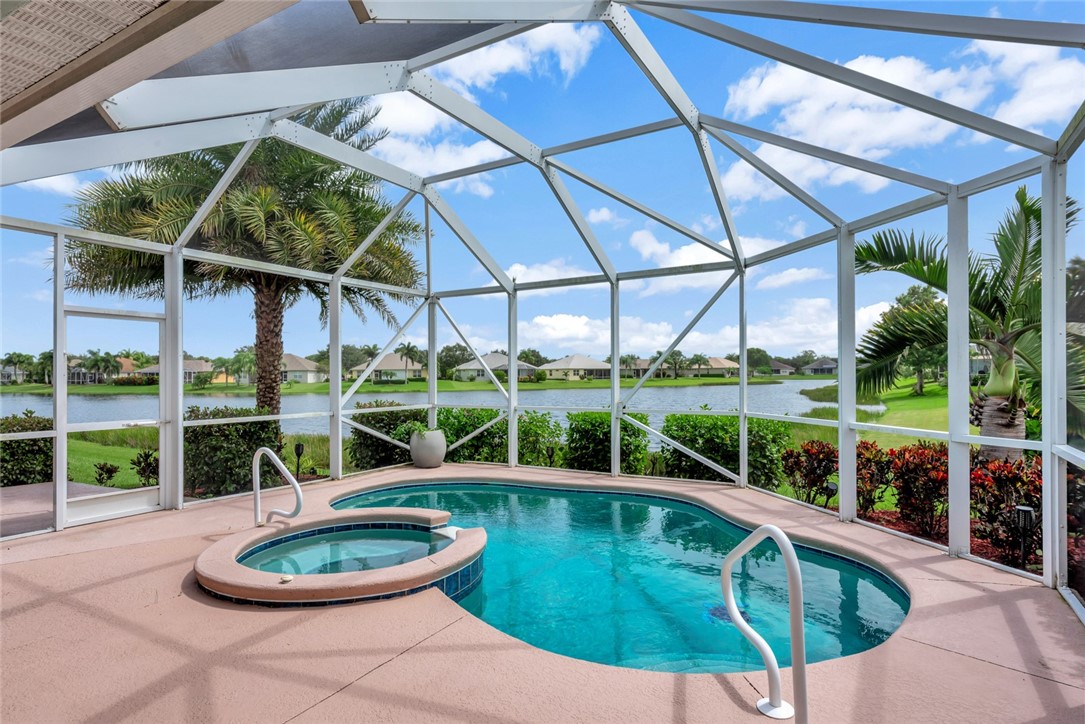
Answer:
[137,359,213,384]
[802,357,838,375]
[352,353,427,383]
[281,353,322,383]
[769,360,795,376]
[539,354,611,380]
[453,352,537,381]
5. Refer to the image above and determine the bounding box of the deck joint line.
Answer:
[900,635,1084,690]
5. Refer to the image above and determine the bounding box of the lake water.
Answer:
[1,379,881,435]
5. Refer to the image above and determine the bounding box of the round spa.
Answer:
[195,508,485,607]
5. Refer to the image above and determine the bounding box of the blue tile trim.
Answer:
[237,521,446,564]
[334,480,910,601]
[202,553,485,609]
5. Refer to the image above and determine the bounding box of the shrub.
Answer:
[890,442,949,540]
[970,456,1043,566]
[565,412,648,475]
[0,410,52,486]
[112,375,157,386]
[856,440,893,516]
[130,449,159,487]
[782,440,839,506]
[94,462,120,486]
[437,407,508,463]
[659,414,790,488]
[494,369,507,383]
[533,370,547,383]
[516,410,563,467]
[183,406,280,498]
[347,400,423,470]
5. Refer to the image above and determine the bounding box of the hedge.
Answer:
[183,406,280,498]
[659,414,791,488]
[0,410,53,486]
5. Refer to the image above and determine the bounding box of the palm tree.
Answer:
[667,349,687,379]
[67,99,423,414]
[688,353,709,377]
[359,343,380,364]
[854,186,1082,460]
[395,341,420,383]
[99,353,122,381]
[619,353,638,378]
[35,350,53,385]
[231,348,256,387]
[2,352,34,383]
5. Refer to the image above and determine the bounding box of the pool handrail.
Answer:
[252,447,304,526]
[721,524,807,723]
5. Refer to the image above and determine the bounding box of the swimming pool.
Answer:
[334,482,910,674]
[239,528,453,574]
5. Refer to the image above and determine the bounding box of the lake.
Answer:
[1,379,882,435]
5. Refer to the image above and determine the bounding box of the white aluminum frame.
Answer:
[1,0,1082,601]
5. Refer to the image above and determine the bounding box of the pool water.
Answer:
[335,483,910,674]
[240,529,452,575]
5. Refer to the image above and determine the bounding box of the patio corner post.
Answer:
[508,289,518,468]
[163,247,185,509]
[329,277,343,479]
[947,188,971,556]
[1041,159,1068,588]
[836,224,857,521]
[611,280,621,476]
[426,202,438,431]
[738,273,748,486]
[52,234,67,530]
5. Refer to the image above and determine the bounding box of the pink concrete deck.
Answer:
[2,463,1082,723]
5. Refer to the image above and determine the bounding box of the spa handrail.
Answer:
[252,447,304,526]
[721,524,807,723]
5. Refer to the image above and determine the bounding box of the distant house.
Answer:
[1,366,29,384]
[68,356,140,384]
[454,352,537,381]
[281,353,322,383]
[354,352,427,383]
[136,359,213,384]
[970,348,992,376]
[680,356,739,377]
[540,354,610,380]
[802,357,838,375]
[769,360,795,376]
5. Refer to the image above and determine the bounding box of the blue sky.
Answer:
[2,1,1084,364]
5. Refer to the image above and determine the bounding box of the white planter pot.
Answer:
[410,430,446,468]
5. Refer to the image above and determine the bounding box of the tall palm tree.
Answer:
[688,353,709,377]
[99,353,122,381]
[620,353,638,378]
[2,352,34,383]
[35,350,53,385]
[395,341,420,382]
[231,348,256,387]
[668,349,686,379]
[854,186,1082,460]
[67,99,423,414]
[359,343,380,364]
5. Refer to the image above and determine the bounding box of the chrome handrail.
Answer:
[721,524,807,723]
[252,447,303,526]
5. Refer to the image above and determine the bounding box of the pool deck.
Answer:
[2,463,1083,723]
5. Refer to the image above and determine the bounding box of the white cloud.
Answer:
[755,267,830,290]
[586,206,627,227]
[966,40,1085,135]
[690,213,721,235]
[505,258,606,296]
[6,246,51,267]
[856,301,892,340]
[16,173,92,197]
[371,132,508,197]
[25,289,51,303]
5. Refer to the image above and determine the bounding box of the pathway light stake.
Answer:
[1014,505,1036,570]
[294,442,305,481]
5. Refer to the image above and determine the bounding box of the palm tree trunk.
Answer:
[253,281,285,415]
[977,396,1025,462]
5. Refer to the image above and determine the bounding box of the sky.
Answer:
[2,1,1084,365]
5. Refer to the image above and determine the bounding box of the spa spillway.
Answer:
[195,508,485,606]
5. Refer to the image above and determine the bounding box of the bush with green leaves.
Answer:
[130,449,159,487]
[890,442,949,540]
[533,370,547,383]
[0,410,52,486]
[94,462,120,486]
[782,440,839,507]
[347,400,424,470]
[659,414,790,488]
[855,440,893,515]
[437,407,508,463]
[516,410,563,467]
[565,411,648,475]
[183,406,280,498]
[192,372,214,389]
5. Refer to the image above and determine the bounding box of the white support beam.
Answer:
[623,414,741,483]
[162,249,184,510]
[426,204,438,430]
[175,140,260,249]
[270,119,424,191]
[425,156,520,185]
[641,6,1057,155]
[408,72,543,164]
[957,156,1044,198]
[701,114,950,194]
[1,113,270,186]
[339,276,427,298]
[629,1,1085,48]
[623,271,738,404]
[334,191,417,278]
[848,192,947,235]
[436,299,509,400]
[549,159,732,258]
[540,164,618,281]
[1057,101,1085,162]
[0,1,295,150]
[745,228,838,267]
[447,412,509,453]
[1,216,170,256]
[738,272,748,486]
[1041,159,1068,588]
[343,418,411,451]
[618,261,735,280]
[342,301,429,401]
[610,281,621,476]
[99,62,408,131]
[423,187,514,292]
[52,235,67,530]
[836,225,857,522]
[408,23,541,71]
[329,278,343,479]
[182,248,332,285]
[696,127,744,263]
[351,1,607,23]
[946,188,970,557]
[518,274,609,291]
[702,126,843,227]
[507,291,519,467]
